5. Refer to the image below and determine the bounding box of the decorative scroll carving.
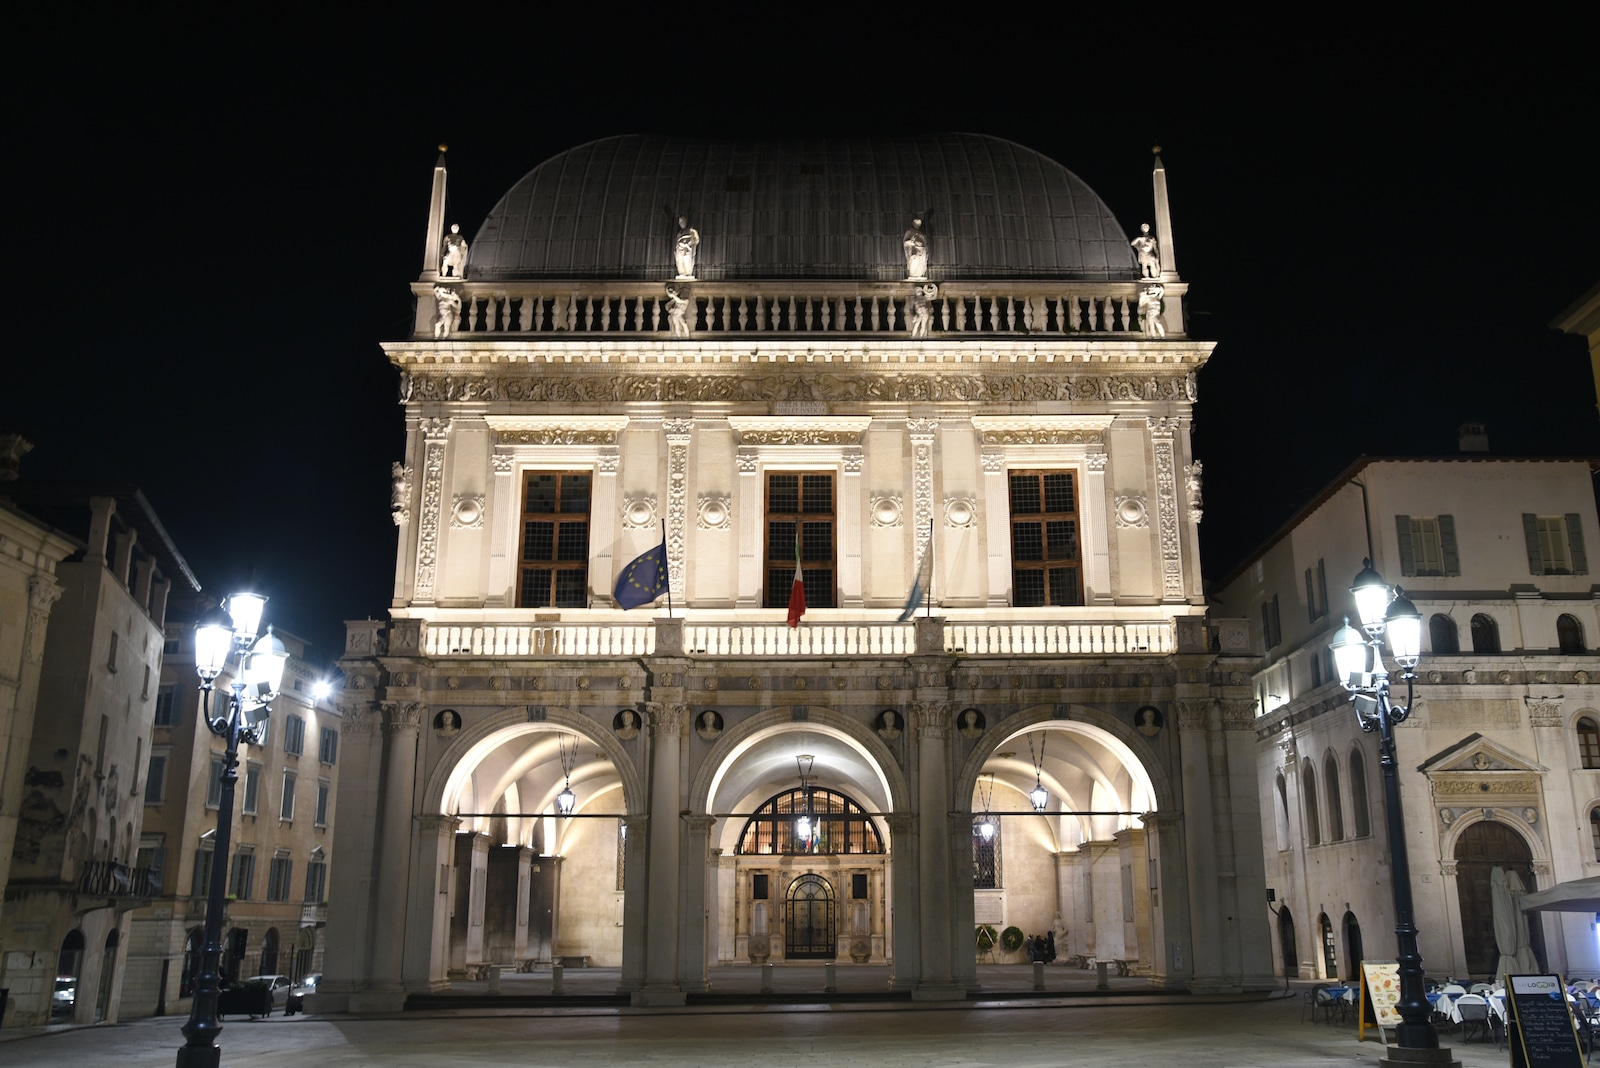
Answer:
[1114,495,1149,529]
[910,701,950,739]
[496,428,619,445]
[398,370,1197,406]
[980,430,1105,445]
[1183,460,1203,524]
[391,462,413,527]
[737,430,863,445]
[664,420,692,598]
[491,455,514,474]
[696,495,731,530]
[908,421,937,559]
[1151,429,1184,598]
[382,701,424,732]
[413,420,450,602]
[450,493,485,530]
[24,577,61,664]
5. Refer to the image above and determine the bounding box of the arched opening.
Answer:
[1273,773,1290,851]
[95,929,119,1022]
[1577,716,1600,770]
[294,926,317,982]
[179,927,204,997]
[1277,906,1298,976]
[54,929,85,1022]
[1323,753,1344,842]
[1317,912,1337,979]
[259,927,280,976]
[1348,748,1371,838]
[1470,614,1500,653]
[1590,807,1600,861]
[224,927,248,982]
[1302,761,1321,846]
[1341,911,1363,981]
[1429,614,1459,654]
[784,874,836,959]
[1558,614,1586,653]
[1453,820,1546,975]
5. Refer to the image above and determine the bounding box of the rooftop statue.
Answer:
[432,285,461,338]
[909,283,938,338]
[441,223,469,279]
[903,217,928,280]
[1131,223,1160,279]
[1138,284,1165,338]
[674,216,700,279]
[664,284,692,337]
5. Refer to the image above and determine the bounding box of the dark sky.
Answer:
[7,16,1597,667]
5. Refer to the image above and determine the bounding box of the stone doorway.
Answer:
[785,874,835,959]
[1453,820,1545,976]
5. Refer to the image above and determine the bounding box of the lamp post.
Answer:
[1329,559,1438,1052]
[176,594,287,1068]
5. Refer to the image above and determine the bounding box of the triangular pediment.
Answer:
[1417,733,1547,776]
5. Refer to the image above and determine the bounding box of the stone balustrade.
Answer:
[416,617,1176,659]
[415,280,1176,340]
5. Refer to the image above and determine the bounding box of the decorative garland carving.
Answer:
[495,429,618,445]
[1150,425,1183,599]
[413,420,450,602]
[979,430,1105,445]
[908,421,937,562]
[664,421,692,597]
[737,430,863,445]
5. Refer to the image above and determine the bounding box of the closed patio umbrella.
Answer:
[1504,869,1538,972]
[1491,867,1519,979]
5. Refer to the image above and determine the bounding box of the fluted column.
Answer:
[635,702,687,1005]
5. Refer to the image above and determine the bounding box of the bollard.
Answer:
[1095,960,1109,991]
[552,963,564,995]
[1033,960,1045,991]
[761,962,774,993]
[824,962,836,993]
[487,965,501,994]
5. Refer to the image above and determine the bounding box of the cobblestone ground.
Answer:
[0,987,1512,1068]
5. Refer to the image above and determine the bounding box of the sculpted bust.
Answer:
[903,217,928,280]
[673,216,700,279]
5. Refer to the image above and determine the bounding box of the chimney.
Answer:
[0,434,32,480]
[1458,422,1489,453]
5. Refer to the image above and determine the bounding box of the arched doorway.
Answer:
[1454,820,1546,975]
[1317,913,1337,979]
[224,927,248,981]
[1277,907,1298,976]
[259,927,280,975]
[293,926,316,982]
[54,929,85,1022]
[1341,911,1363,981]
[785,874,836,959]
[95,930,119,1022]
[180,927,204,996]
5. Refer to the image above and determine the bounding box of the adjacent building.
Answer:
[1213,449,1600,983]
[318,135,1275,1011]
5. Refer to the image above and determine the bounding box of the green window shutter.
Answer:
[1438,515,1460,576]
[1522,514,1543,574]
[1566,513,1588,575]
[1395,515,1415,577]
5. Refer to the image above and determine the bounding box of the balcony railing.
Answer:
[78,860,159,898]
[417,618,1174,658]
[416,280,1171,340]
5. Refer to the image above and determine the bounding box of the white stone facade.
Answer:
[317,138,1276,1010]
[1213,457,1600,983]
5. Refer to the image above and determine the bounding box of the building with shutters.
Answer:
[1212,451,1600,983]
[316,135,1276,1010]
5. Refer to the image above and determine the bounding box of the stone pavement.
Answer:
[0,978,1520,1068]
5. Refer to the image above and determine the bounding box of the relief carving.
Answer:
[24,577,62,664]
[910,702,950,739]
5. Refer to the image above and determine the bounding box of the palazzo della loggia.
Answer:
[317,135,1275,1009]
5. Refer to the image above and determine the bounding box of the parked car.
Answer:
[238,974,293,1013]
[286,972,321,1015]
[51,976,76,1021]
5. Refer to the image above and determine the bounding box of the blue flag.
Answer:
[898,545,933,622]
[614,541,669,609]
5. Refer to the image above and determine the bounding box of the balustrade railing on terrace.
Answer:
[419,281,1165,339]
[420,619,1175,658]
[78,860,159,898]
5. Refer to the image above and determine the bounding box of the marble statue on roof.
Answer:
[1131,223,1160,279]
[674,217,700,279]
[432,285,461,338]
[909,283,938,338]
[903,217,928,280]
[664,285,691,337]
[1139,284,1165,338]
[441,223,469,279]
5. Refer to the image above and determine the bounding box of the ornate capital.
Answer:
[24,576,62,663]
[736,448,758,474]
[597,449,620,474]
[980,449,1005,473]
[1525,696,1562,728]
[648,702,687,734]
[1085,452,1108,472]
[911,701,950,739]
[1176,700,1212,731]
[842,447,864,475]
[381,701,424,733]
[906,418,939,439]
[1440,860,1458,878]
[663,418,695,439]
[420,416,452,440]
[491,454,514,474]
[1146,416,1178,438]
[1219,700,1255,731]
[337,702,379,736]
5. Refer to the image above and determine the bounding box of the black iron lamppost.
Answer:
[176,593,288,1068]
[1329,560,1440,1052]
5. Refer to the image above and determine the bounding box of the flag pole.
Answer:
[925,516,933,619]
[661,518,673,618]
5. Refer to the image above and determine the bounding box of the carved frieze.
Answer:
[738,430,863,445]
[496,429,618,445]
[665,425,690,596]
[908,421,936,558]
[980,430,1105,445]
[1434,780,1537,795]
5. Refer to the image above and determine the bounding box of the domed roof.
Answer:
[467,134,1138,282]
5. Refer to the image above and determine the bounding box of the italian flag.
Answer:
[786,527,806,628]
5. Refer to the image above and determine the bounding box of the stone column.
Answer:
[515,846,533,960]
[677,815,715,992]
[1176,698,1222,991]
[407,814,459,990]
[465,833,491,967]
[911,699,961,1000]
[618,815,649,992]
[591,448,621,603]
[311,696,380,1012]
[1139,812,1189,987]
[887,814,919,990]
[1114,827,1151,970]
[351,700,422,1011]
[636,703,687,1005]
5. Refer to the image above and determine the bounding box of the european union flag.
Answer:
[614,541,669,609]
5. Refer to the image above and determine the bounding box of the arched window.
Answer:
[1324,753,1345,842]
[1430,614,1459,654]
[1348,748,1371,838]
[180,927,204,996]
[1471,614,1500,653]
[736,788,884,855]
[1274,773,1291,851]
[1558,614,1586,654]
[1302,760,1321,846]
[1591,807,1600,862]
[1578,717,1600,770]
[972,816,1001,889]
[260,927,280,975]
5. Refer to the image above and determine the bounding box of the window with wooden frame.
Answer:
[764,472,835,609]
[1008,471,1082,607]
[517,472,592,608]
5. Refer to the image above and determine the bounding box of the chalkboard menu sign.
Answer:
[1507,974,1583,1068]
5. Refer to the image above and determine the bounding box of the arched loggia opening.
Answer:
[955,708,1174,988]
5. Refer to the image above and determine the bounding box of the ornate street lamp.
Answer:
[976,773,997,841]
[794,755,816,848]
[1330,560,1438,1053]
[177,594,287,1068]
[1027,733,1050,812]
[556,733,578,815]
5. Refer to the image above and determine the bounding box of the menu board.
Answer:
[1507,974,1582,1068]
[1359,960,1402,1035]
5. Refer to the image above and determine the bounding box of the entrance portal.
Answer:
[785,875,835,959]
[1454,820,1545,975]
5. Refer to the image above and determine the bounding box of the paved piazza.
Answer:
[2,990,1506,1068]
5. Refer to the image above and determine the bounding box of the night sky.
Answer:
[8,17,1597,667]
